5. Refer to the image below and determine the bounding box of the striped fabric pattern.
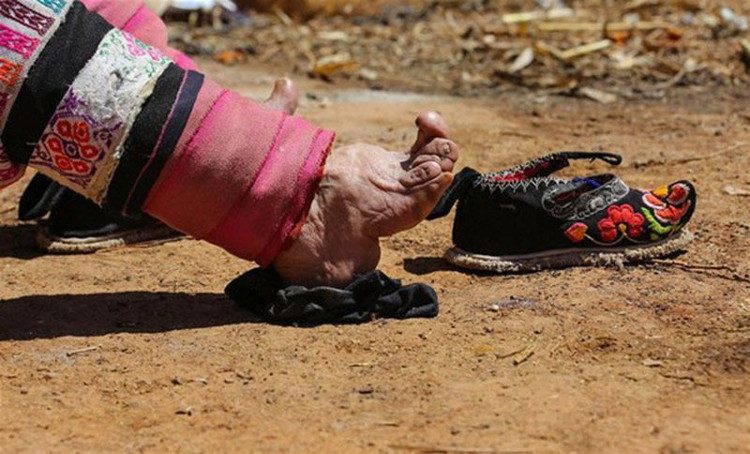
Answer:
[106,65,204,215]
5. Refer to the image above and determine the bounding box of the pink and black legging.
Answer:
[0,0,334,266]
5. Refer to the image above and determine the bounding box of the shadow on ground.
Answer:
[403,256,457,275]
[0,224,44,260]
[403,256,497,277]
[0,292,259,341]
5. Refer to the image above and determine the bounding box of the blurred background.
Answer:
[153,0,749,101]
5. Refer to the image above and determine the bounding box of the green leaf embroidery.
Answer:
[641,208,673,235]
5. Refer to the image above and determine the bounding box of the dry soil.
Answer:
[1,61,749,453]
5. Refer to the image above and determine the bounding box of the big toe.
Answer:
[376,138,456,236]
[398,146,455,220]
[264,78,299,114]
[407,138,460,176]
[410,111,450,153]
[388,114,458,231]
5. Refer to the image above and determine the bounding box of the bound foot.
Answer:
[273,112,460,287]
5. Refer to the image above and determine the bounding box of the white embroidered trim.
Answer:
[28,28,170,203]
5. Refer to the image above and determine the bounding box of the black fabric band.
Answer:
[1,1,111,163]
[112,70,204,216]
[106,63,186,214]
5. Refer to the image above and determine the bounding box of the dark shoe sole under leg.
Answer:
[36,225,185,254]
[445,228,694,273]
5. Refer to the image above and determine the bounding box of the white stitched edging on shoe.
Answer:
[445,229,695,273]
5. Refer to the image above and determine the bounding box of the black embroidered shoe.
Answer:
[428,152,697,273]
[19,174,183,254]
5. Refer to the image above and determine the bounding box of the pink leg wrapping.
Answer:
[143,79,335,266]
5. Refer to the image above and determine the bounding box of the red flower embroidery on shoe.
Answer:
[643,183,692,224]
[597,204,645,243]
[565,222,588,243]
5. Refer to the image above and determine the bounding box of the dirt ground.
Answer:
[1,59,749,452]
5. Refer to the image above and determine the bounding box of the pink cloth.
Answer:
[81,0,197,70]
[144,80,334,266]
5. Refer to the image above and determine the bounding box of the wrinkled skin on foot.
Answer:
[273,111,460,287]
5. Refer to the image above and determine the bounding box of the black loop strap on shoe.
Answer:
[18,173,67,221]
[427,167,481,221]
[557,151,623,166]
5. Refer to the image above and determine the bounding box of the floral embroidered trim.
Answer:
[31,91,123,188]
[0,0,71,190]
[562,203,649,247]
[639,182,693,240]
[28,28,170,202]
[561,181,696,246]
[596,204,645,244]
[642,208,675,238]
[565,222,588,243]
[643,183,692,225]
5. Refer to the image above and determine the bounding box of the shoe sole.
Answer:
[36,225,185,254]
[445,229,694,273]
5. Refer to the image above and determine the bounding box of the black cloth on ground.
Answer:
[224,269,439,325]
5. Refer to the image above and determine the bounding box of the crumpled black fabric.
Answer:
[224,269,439,325]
